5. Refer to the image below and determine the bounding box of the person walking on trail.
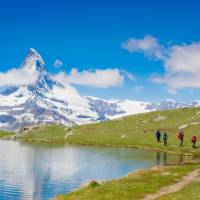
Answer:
[191,135,197,148]
[163,132,168,146]
[178,130,184,147]
[156,130,161,143]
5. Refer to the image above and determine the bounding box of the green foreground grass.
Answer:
[54,163,200,200]
[17,107,200,155]
[158,174,200,200]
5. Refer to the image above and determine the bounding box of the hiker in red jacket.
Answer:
[191,135,197,148]
[178,130,184,147]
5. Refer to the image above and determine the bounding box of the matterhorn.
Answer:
[0,49,194,131]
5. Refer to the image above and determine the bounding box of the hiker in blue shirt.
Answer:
[156,130,161,143]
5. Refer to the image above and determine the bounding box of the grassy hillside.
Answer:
[18,124,68,143]
[18,107,200,154]
[54,163,200,200]
[67,107,200,155]
[0,131,14,139]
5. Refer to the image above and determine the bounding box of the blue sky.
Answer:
[1,0,200,102]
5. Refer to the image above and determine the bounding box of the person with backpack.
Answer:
[178,130,184,147]
[163,132,168,146]
[156,130,161,143]
[191,135,197,148]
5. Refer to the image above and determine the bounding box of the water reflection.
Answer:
[0,141,179,200]
[164,152,167,165]
[156,151,184,166]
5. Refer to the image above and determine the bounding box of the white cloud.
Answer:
[123,35,200,92]
[166,43,200,74]
[151,42,200,92]
[54,59,63,68]
[51,68,124,88]
[122,35,166,60]
[0,68,39,87]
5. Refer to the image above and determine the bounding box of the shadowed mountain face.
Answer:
[0,49,198,131]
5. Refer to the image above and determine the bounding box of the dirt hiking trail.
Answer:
[142,168,200,200]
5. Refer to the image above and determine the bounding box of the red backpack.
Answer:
[192,136,197,142]
[178,132,184,140]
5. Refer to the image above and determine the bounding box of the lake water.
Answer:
[0,140,180,200]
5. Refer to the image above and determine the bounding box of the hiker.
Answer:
[156,130,161,143]
[178,130,184,147]
[191,135,197,148]
[163,132,168,146]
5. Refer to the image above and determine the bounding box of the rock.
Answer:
[178,124,188,129]
[190,122,199,125]
[154,115,167,122]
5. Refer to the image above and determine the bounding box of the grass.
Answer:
[18,124,68,143]
[2,108,200,199]
[54,163,200,200]
[9,108,200,200]
[15,107,200,155]
[0,131,14,139]
[66,107,200,155]
[158,175,200,200]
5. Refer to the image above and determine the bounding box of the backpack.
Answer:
[163,133,167,139]
[192,136,197,142]
[178,132,184,139]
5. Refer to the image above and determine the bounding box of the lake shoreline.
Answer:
[53,162,200,200]
[1,137,199,199]
[0,139,182,200]
[3,137,194,156]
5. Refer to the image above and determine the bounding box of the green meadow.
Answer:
[54,163,200,200]
[1,107,200,200]
[18,107,200,155]
[0,131,15,139]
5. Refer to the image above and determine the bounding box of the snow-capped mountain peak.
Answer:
[0,49,100,131]
[22,48,46,73]
[21,48,55,93]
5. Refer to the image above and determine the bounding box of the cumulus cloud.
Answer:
[0,65,133,89]
[51,68,125,88]
[123,35,200,92]
[151,42,200,92]
[0,68,39,87]
[122,35,167,60]
[54,59,63,68]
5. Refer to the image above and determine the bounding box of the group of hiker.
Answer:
[155,130,198,148]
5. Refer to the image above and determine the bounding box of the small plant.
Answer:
[89,180,99,188]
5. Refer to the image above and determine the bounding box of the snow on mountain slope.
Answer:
[0,49,99,131]
[0,48,199,132]
[86,96,154,120]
